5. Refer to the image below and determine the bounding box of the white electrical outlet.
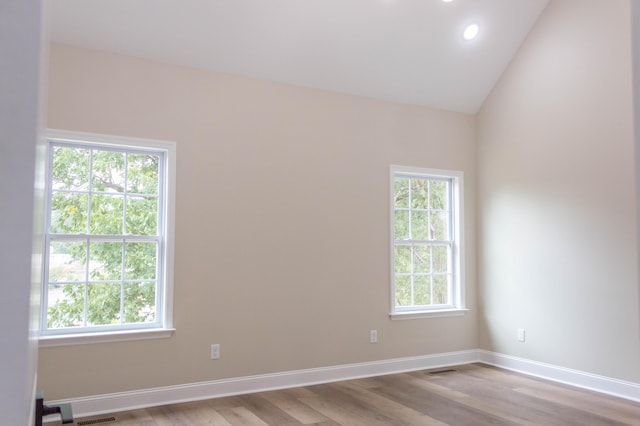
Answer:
[210,343,221,359]
[370,330,378,344]
[517,328,525,342]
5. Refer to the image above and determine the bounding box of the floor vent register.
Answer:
[77,416,117,426]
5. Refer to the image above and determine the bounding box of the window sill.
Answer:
[390,308,468,320]
[39,327,175,347]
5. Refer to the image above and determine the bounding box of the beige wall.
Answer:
[39,44,477,399]
[477,0,640,381]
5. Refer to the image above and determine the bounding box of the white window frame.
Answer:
[39,129,176,346]
[389,165,466,320]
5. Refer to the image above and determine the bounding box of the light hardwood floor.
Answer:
[50,363,640,425]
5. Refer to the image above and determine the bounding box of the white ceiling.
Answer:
[47,0,549,114]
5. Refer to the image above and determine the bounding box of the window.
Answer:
[40,130,175,344]
[390,166,465,319]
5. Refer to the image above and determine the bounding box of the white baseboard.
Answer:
[48,349,479,419]
[477,350,640,402]
[46,349,640,421]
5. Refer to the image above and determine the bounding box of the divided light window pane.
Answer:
[44,140,164,334]
[391,167,461,314]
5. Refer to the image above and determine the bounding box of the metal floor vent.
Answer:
[427,368,457,375]
[77,416,117,426]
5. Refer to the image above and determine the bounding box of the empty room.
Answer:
[4,0,640,425]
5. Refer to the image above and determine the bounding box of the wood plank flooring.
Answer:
[50,363,640,425]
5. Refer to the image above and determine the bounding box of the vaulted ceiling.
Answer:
[47,0,550,114]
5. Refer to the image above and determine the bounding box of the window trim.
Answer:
[389,165,466,319]
[39,129,176,345]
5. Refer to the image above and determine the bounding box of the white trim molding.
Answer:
[47,350,478,419]
[477,350,640,403]
[389,165,466,317]
[39,328,175,347]
[41,129,177,342]
[390,308,468,320]
[45,350,640,421]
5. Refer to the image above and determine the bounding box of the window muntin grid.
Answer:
[43,140,166,334]
[392,170,459,312]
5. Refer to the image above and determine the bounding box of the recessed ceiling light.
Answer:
[463,24,479,41]
[442,0,454,2]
